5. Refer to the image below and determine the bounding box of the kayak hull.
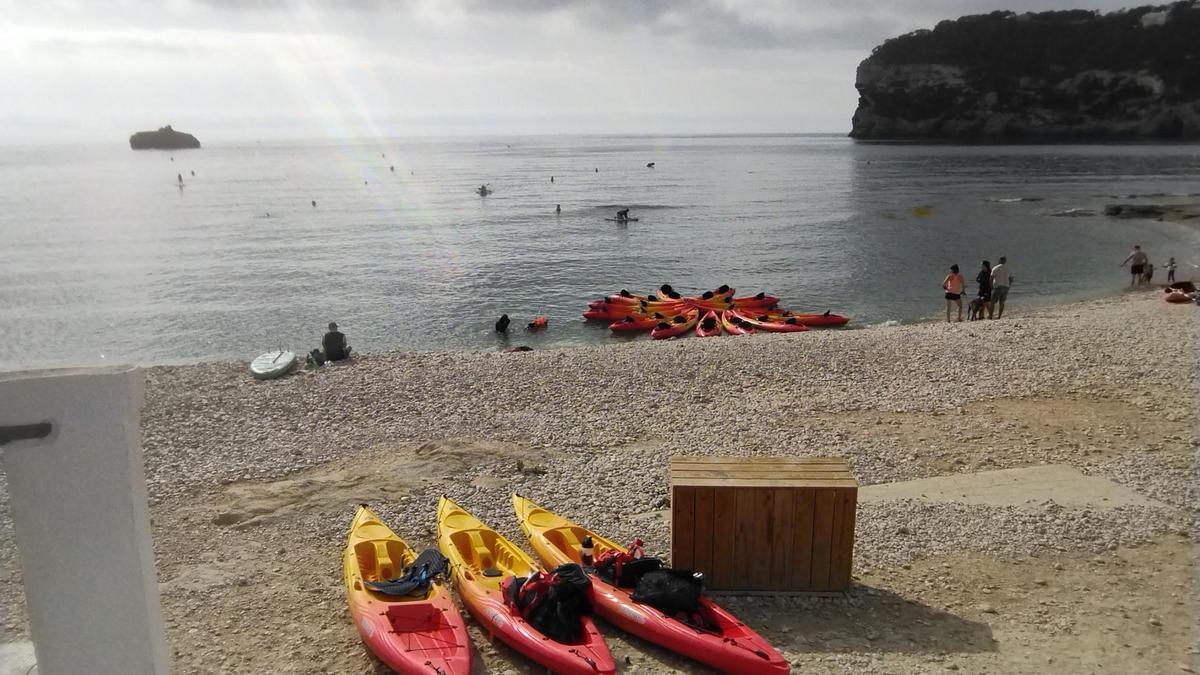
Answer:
[437,498,616,675]
[343,506,471,675]
[512,495,789,675]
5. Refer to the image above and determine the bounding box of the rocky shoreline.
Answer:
[0,291,1195,673]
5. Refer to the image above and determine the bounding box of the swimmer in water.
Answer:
[555,204,561,214]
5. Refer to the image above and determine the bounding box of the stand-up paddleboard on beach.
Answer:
[250,350,296,380]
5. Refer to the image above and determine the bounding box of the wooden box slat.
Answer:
[670,455,857,593]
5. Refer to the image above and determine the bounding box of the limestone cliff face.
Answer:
[850,2,1200,140]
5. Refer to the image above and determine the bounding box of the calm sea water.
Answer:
[1,135,1198,370]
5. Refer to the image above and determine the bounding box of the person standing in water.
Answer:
[555,204,561,214]
[1167,257,1177,283]
[989,256,1013,319]
[1122,245,1148,286]
[943,264,965,322]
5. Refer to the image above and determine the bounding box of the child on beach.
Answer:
[943,264,965,322]
[1167,257,1177,283]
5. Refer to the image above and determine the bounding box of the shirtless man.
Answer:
[1121,245,1149,286]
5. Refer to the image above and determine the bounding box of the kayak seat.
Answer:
[466,531,493,570]
[355,540,403,581]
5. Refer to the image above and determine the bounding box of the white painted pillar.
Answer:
[0,367,169,675]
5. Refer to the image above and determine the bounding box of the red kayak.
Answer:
[719,310,754,335]
[727,309,808,333]
[437,498,616,675]
[695,310,722,337]
[513,495,789,675]
[772,310,849,327]
[651,310,699,339]
[344,506,471,675]
[609,314,658,332]
[731,293,779,309]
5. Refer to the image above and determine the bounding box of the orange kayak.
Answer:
[651,310,699,339]
[437,498,616,675]
[719,310,754,335]
[609,314,658,332]
[343,506,471,675]
[727,309,808,333]
[695,310,722,337]
[769,311,849,327]
[513,495,789,675]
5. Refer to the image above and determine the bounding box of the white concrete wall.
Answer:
[0,367,169,675]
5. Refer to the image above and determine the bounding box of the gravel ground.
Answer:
[0,290,1196,674]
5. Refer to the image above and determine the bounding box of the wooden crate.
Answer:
[669,456,858,593]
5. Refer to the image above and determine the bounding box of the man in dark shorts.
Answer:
[1122,245,1148,286]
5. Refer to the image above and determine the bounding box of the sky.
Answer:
[0,0,1137,143]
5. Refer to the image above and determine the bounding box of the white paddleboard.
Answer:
[250,350,296,380]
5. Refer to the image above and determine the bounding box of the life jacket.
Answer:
[528,316,548,330]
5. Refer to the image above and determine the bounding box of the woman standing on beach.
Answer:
[976,260,993,317]
[943,264,965,322]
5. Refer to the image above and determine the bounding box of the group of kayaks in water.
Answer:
[345,496,790,674]
[584,284,848,338]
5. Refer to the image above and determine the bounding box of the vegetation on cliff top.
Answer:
[868,2,1200,102]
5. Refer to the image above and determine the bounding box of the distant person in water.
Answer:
[177,173,183,184]
[322,322,351,361]
[551,176,555,183]
[616,208,629,221]
[943,264,965,322]
[1167,257,1177,283]
[555,204,561,214]
[495,314,510,332]
[976,260,993,317]
[1122,245,1148,286]
[989,256,1013,319]
[190,170,195,177]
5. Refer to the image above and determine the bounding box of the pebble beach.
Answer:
[0,290,1196,674]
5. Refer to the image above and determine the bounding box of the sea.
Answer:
[1,134,1198,370]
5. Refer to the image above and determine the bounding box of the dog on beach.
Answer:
[968,296,986,321]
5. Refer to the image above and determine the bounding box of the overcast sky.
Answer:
[1,0,1134,143]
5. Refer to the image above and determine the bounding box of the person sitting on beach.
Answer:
[1122,245,1148,286]
[942,264,965,322]
[322,322,351,361]
[976,260,993,317]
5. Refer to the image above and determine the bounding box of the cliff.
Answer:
[850,2,1200,140]
[129,125,201,150]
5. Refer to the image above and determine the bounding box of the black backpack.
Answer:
[504,563,593,643]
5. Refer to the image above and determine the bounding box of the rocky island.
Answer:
[129,125,201,150]
[850,2,1200,140]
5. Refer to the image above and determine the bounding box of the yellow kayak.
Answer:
[343,505,470,675]
[512,494,789,674]
[436,496,615,675]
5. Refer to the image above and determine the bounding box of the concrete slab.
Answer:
[0,642,37,675]
[860,464,1164,508]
